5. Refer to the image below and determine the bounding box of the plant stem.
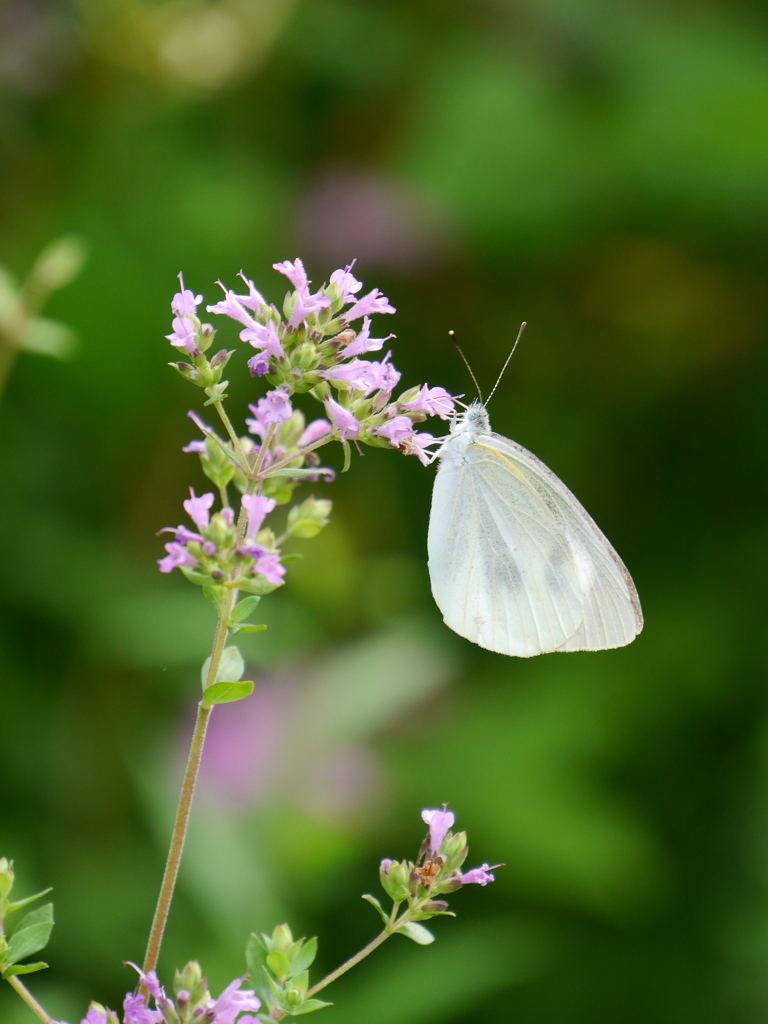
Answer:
[6,975,56,1024]
[213,399,250,473]
[142,604,233,975]
[260,435,333,479]
[306,929,391,998]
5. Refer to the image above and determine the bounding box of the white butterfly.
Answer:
[427,401,643,657]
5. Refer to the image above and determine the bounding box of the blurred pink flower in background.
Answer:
[295,169,450,269]
[192,673,382,820]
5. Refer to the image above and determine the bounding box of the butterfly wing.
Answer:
[428,432,643,656]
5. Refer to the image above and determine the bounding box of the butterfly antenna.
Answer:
[486,322,526,406]
[449,331,483,404]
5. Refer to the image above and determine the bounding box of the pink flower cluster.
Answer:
[158,488,285,586]
[69,963,260,1024]
[199,258,460,465]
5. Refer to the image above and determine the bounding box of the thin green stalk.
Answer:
[142,604,233,975]
[259,435,333,480]
[213,399,250,473]
[5,975,56,1024]
[271,905,413,1020]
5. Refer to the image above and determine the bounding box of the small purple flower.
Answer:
[235,271,267,312]
[171,273,202,317]
[241,494,276,539]
[380,858,393,875]
[460,863,498,886]
[206,977,261,1024]
[158,542,198,574]
[123,992,164,1024]
[206,284,254,327]
[273,258,309,292]
[298,418,332,447]
[125,964,166,1003]
[255,553,286,584]
[330,262,363,303]
[344,316,394,358]
[287,286,332,331]
[166,315,200,357]
[258,386,293,426]
[422,807,455,855]
[80,1008,109,1024]
[240,319,284,360]
[158,525,204,544]
[401,385,458,420]
[183,489,215,531]
[182,439,207,453]
[326,353,400,396]
[343,288,396,322]
[247,352,270,377]
[374,415,415,446]
[324,396,360,442]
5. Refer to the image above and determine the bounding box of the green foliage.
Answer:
[247,925,329,1017]
[0,870,54,981]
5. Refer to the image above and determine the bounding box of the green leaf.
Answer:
[203,585,226,611]
[266,950,291,980]
[287,998,333,1015]
[28,235,87,293]
[19,318,76,359]
[6,904,54,964]
[235,575,283,597]
[397,922,435,946]
[288,936,318,976]
[286,520,323,539]
[203,680,254,706]
[205,430,248,474]
[5,888,52,917]
[265,468,334,479]
[361,894,389,926]
[201,644,244,687]
[229,596,260,623]
[230,623,267,634]
[245,932,269,978]
[180,567,212,587]
[2,961,48,978]
[342,441,352,473]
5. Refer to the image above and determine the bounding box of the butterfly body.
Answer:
[427,402,643,657]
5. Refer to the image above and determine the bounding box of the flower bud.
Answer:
[396,385,421,406]
[197,322,216,352]
[379,858,410,902]
[209,348,232,369]
[271,923,294,953]
[286,497,332,539]
[0,858,14,901]
[441,831,469,870]
[173,960,205,1002]
[421,900,450,913]
[293,342,319,370]
[207,511,234,548]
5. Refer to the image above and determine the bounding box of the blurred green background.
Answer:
[2,0,768,1021]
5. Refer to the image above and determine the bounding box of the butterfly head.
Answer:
[459,400,490,436]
